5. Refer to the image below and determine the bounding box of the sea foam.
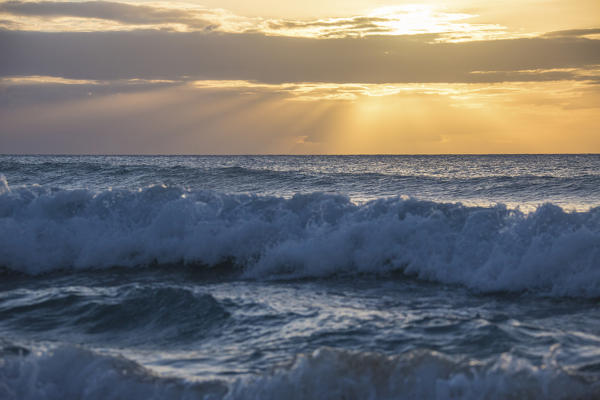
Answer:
[0,180,599,296]
[1,343,597,400]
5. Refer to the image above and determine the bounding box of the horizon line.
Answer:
[1,153,599,157]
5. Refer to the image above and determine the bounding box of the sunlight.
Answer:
[0,1,508,40]
[368,5,506,41]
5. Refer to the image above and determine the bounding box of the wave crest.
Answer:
[1,344,598,400]
[0,182,599,296]
[0,343,226,400]
[232,347,600,400]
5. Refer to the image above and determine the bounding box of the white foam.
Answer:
[1,344,597,400]
[228,347,599,400]
[0,344,225,400]
[0,181,599,296]
[0,175,9,195]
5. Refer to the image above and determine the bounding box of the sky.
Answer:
[0,0,599,154]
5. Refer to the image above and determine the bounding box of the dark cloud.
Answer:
[543,28,600,38]
[468,70,587,82]
[318,27,393,38]
[0,19,17,28]
[267,16,388,30]
[0,0,213,29]
[0,30,599,84]
[0,79,181,108]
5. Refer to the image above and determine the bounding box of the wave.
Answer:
[4,158,600,183]
[5,158,599,178]
[0,342,227,400]
[0,286,229,345]
[0,179,599,296]
[1,343,598,400]
[231,347,600,400]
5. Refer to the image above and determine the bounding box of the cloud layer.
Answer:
[2,1,598,85]
[0,1,508,41]
[2,78,599,154]
[0,0,212,28]
[1,1,599,154]
[1,29,599,84]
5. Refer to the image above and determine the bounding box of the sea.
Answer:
[0,154,599,399]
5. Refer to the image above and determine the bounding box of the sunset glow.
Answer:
[1,0,599,153]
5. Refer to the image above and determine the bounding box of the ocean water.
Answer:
[0,154,599,399]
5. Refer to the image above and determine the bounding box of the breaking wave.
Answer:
[1,343,598,400]
[0,342,226,400]
[1,179,599,297]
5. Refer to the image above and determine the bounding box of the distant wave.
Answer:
[4,159,600,183]
[1,343,597,400]
[1,178,599,297]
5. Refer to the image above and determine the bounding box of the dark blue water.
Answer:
[0,155,599,399]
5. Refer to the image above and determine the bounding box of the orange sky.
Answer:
[0,1,599,154]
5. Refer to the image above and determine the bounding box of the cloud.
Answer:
[542,28,600,38]
[264,16,389,38]
[0,0,215,29]
[2,79,599,154]
[1,75,101,85]
[468,67,600,83]
[267,16,389,30]
[1,2,599,155]
[0,1,508,41]
[0,75,182,108]
[1,30,599,84]
[0,0,253,33]
[261,6,507,41]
